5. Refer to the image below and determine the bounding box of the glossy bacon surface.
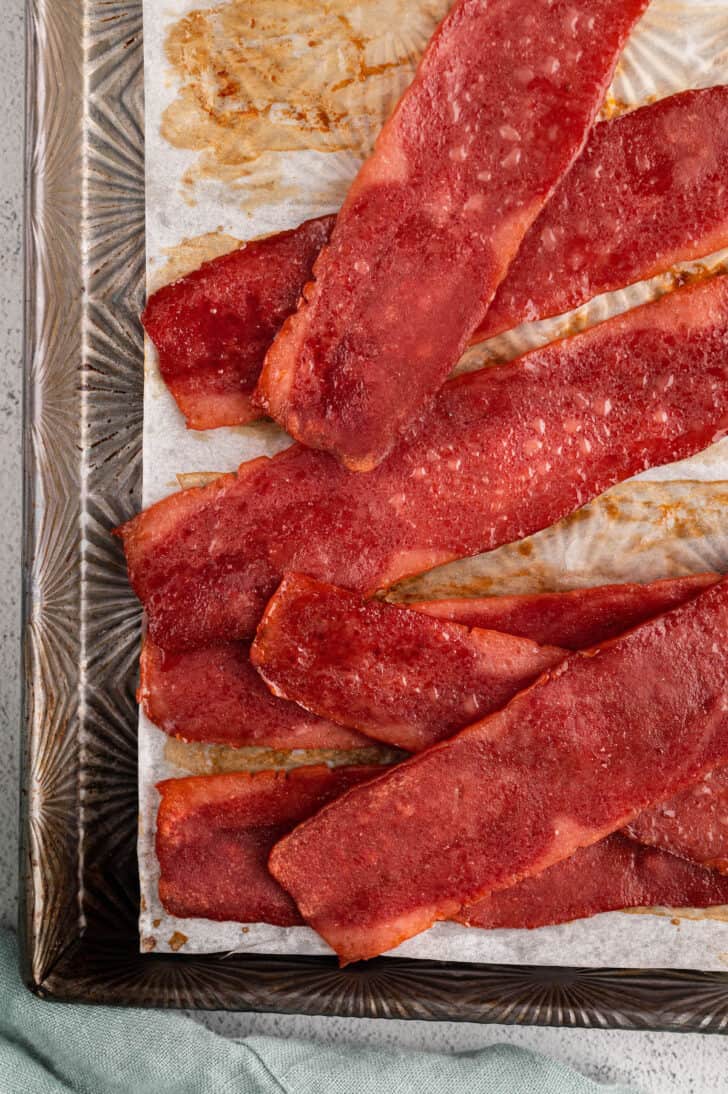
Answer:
[257,0,649,470]
[156,766,379,924]
[411,574,720,650]
[157,773,728,930]
[119,277,728,651]
[252,574,564,752]
[477,87,728,339]
[145,89,728,432]
[460,834,728,930]
[269,579,728,963]
[142,574,719,753]
[140,638,371,750]
[626,768,728,875]
[142,216,334,430]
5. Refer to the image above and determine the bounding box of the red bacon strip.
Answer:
[460,834,728,930]
[257,0,649,470]
[157,771,728,929]
[252,574,564,752]
[144,89,728,432]
[250,574,728,866]
[119,276,728,651]
[626,769,728,875]
[156,766,378,924]
[477,86,728,340]
[142,216,334,430]
[140,638,371,750]
[411,573,720,650]
[269,578,728,963]
[141,573,717,753]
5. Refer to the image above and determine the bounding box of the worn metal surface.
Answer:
[19,0,728,1029]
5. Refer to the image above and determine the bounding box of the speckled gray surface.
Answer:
[1,4,726,1090]
[0,0,23,934]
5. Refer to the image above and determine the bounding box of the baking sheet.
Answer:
[139,0,728,964]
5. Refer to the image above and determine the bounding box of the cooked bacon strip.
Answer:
[252,574,564,752]
[625,769,728,875]
[145,90,728,432]
[251,571,728,850]
[157,772,728,928]
[156,766,378,924]
[119,277,728,651]
[143,574,717,753]
[142,216,334,430]
[459,834,728,930]
[411,573,720,650]
[478,86,728,339]
[269,578,728,964]
[257,0,649,470]
[140,638,371,750]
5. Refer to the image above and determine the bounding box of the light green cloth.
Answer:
[0,931,636,1094]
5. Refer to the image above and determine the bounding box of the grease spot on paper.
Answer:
[163,735,399,775]
[149,230,242,292]
[390,480,728,603]
[161,0,448,208]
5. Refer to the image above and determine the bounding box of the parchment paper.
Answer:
[139,0,728,965]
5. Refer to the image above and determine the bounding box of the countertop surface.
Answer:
[1,5,726,1090]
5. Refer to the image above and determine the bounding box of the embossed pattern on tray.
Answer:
[19,0,728,1026]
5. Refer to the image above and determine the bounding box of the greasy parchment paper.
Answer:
[139,0,728,965]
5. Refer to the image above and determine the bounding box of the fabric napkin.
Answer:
[0,931,636,1094]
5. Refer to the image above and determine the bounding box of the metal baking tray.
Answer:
[19,0,728,1028]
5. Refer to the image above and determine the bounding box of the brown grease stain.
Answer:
[666,259,728,293]
[176,471,226,491]
[168,930,189,951]
[390,480,728,603]
[141,936,157,952]
[163,735,399,775]
[567,257,728,340]
[161,0,448,208]
[626,904,728,925]
[599,93,635,121]
[149,230,242,293]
